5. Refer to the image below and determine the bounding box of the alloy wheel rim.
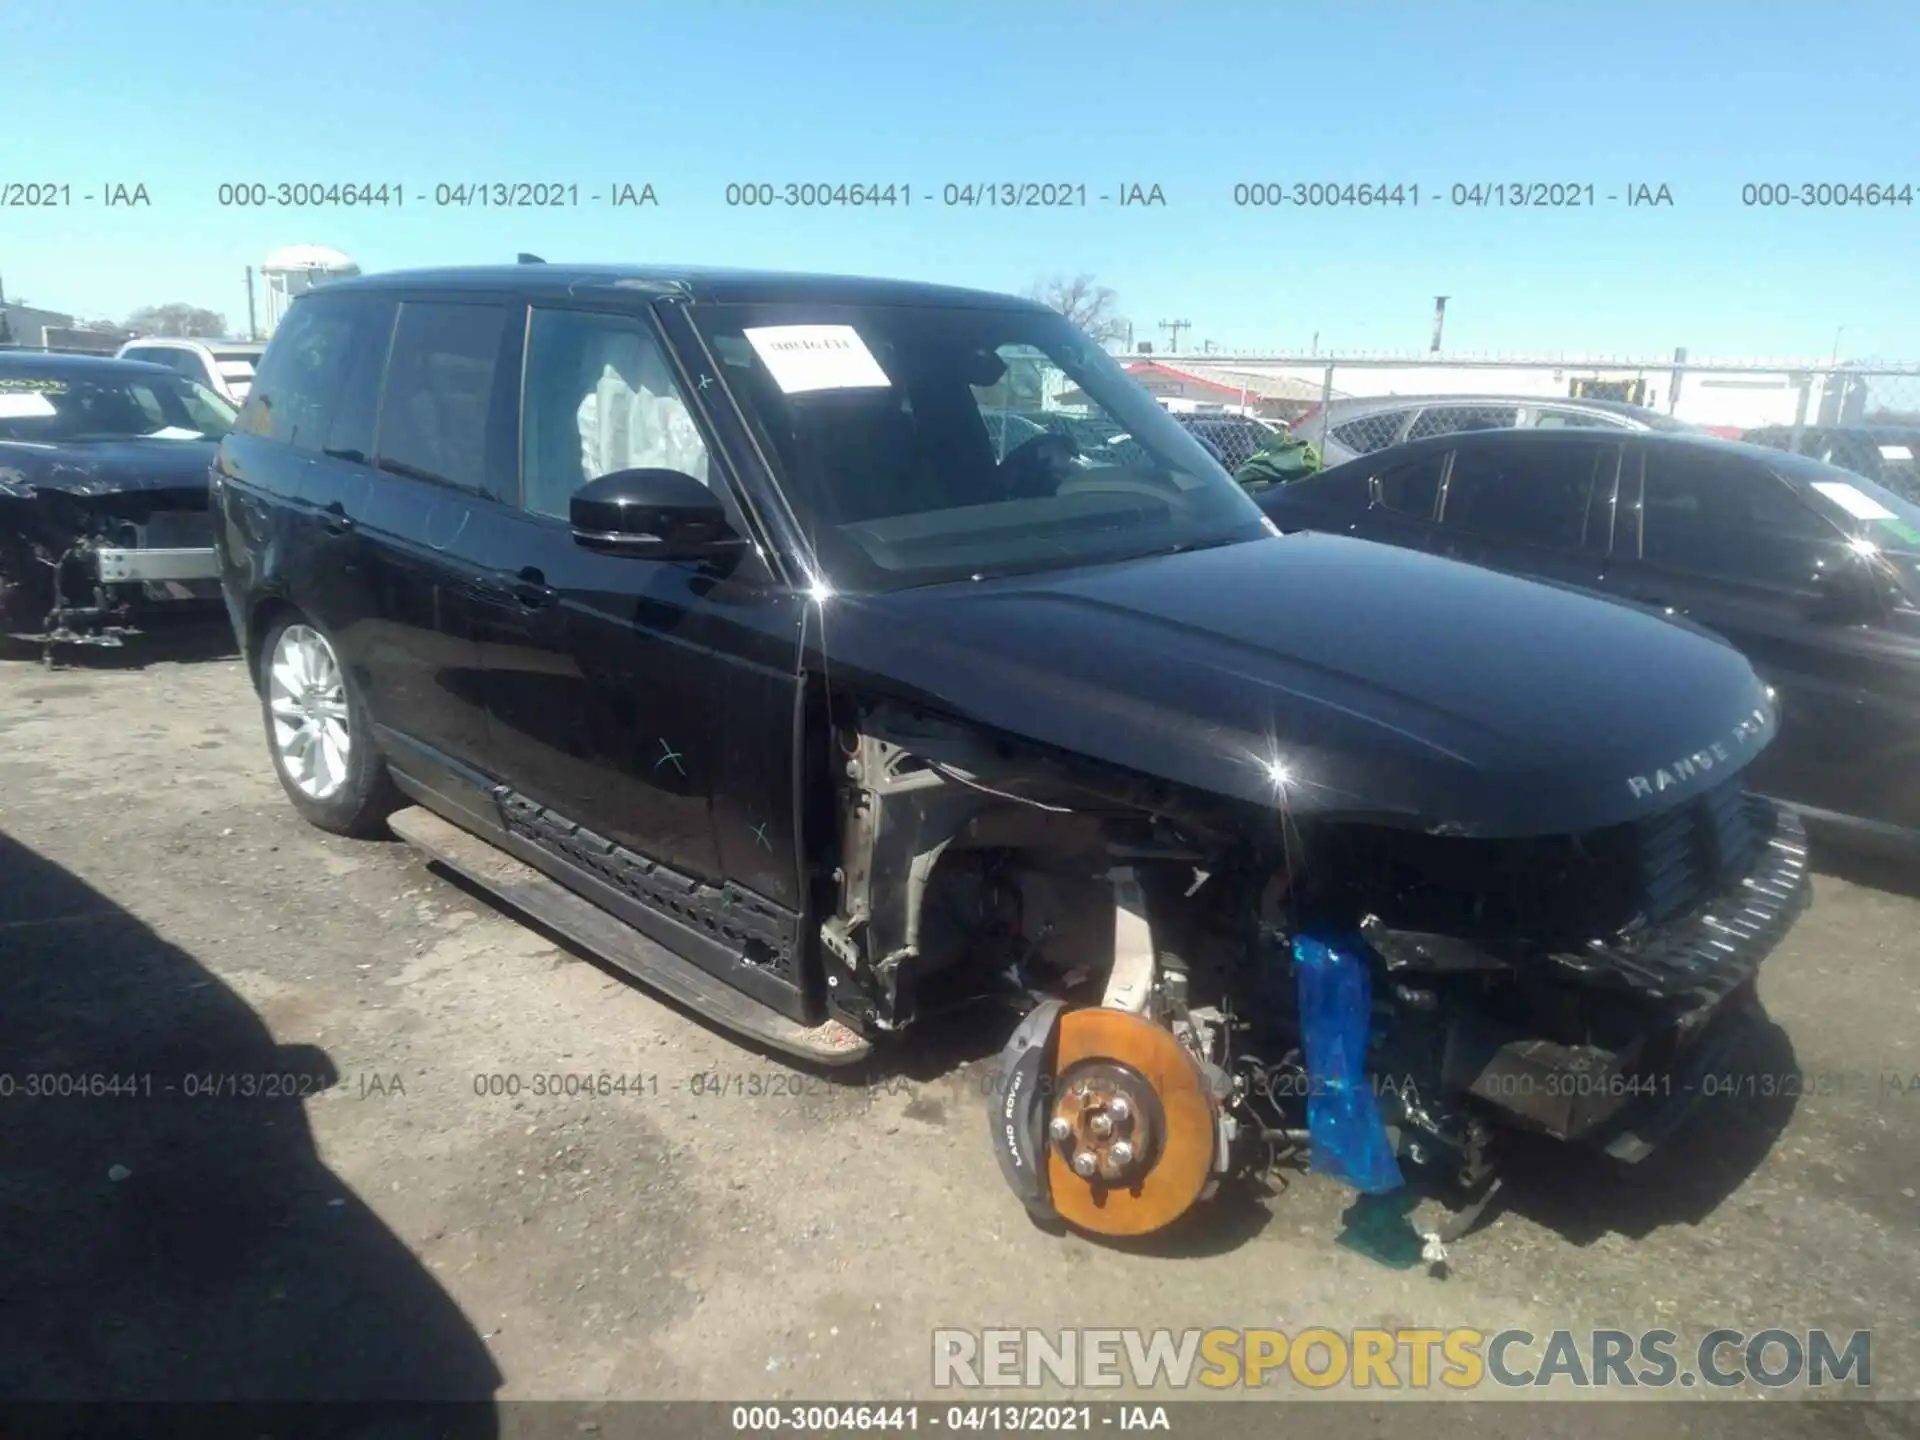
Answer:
[267,625,352,800]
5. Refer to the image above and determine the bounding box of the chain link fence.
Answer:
[1167,413,1280,470]
[1129,355,1920,499]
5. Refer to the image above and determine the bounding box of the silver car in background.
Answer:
[1297,393,1705,467]
[114,338,266,407]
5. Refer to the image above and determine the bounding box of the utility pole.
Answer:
[1430,296,1449,354]
[245,266,259,341]
[1158,318,1190,353]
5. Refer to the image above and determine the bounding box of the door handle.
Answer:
[321,500,355,535]
[511,566,554,607]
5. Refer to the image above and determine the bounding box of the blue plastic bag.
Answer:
[1291,933,1405,1194]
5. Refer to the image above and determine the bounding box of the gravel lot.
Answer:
[2,628,1917,1427]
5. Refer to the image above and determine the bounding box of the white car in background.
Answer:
[114,338,265,406]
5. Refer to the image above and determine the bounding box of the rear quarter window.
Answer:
[1330,410,1409,454]
[1406,404,1521,442]
[236,299,364,452]
[1372,452,1446,518]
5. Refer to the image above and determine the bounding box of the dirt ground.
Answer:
[2,626,1917,1429]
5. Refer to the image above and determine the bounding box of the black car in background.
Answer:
[1742,423,1920,504]
[1259,428,1920,839]
[215,265,1807,1240]
[0,352,234,651]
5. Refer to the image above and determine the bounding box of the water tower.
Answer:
[260,244,360,333]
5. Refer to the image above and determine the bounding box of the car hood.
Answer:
[0,438,218,503]
[813,532,1778,837]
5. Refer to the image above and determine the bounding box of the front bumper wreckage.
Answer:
[1428,798,1810,1157]
[93,545,221,586]
[988,794,1811,1240]
[1,501,220,651]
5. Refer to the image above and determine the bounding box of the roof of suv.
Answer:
[1314,422,1759,470]
[0,351,176,379]
[122,338,265,352]
[314,264,1052,312]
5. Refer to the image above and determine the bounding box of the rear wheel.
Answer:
[259,615,396,837]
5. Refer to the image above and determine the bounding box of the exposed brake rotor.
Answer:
[1043,1007,1218,1237]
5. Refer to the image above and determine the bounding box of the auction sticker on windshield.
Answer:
[744,324,891,393]
[1814,480,1898,520]
[0,392,58,419]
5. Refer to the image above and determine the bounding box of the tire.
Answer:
[257,613,398,837]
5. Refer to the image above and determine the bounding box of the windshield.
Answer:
[691,302,1270,592]
[1770,450,1920,601]
[0,369,237,443]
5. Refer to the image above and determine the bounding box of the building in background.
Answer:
[1156,354,1881,432]
[38,325,125,354]
[260,245,361,334]
[1116,360,1328,422]
[0,299,77,347]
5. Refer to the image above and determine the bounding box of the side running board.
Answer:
[387,806,872,1067]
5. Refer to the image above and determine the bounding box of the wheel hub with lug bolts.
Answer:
[1048,1061,1158,1187]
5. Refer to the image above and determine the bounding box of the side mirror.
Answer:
[1805,556,1881,622]
[569,468,746,560]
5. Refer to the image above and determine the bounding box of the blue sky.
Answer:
[5,0,1917,359]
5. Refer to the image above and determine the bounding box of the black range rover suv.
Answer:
[216,265,1809,1241]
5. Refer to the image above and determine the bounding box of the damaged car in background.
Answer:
[215,265,1812,1253]
[0,353,232,657]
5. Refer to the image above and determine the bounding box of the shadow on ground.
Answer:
[1489,1006,1801,1246]
[1,611,238,672]
[0,826,501,1425]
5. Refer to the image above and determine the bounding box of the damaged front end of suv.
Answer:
[0,357,233,655]
[803,541,1810,1243]
[0,463,223,649]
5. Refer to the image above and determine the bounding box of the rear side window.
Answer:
[1372,454,1444,518]
[1330,410,1408,454]
[374,301,520,498]
[1440,440,1603,548]
[1639,448,1843,586]
[319,298,397,464]
[236,300,361,451]
[1407,404,1521,442]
